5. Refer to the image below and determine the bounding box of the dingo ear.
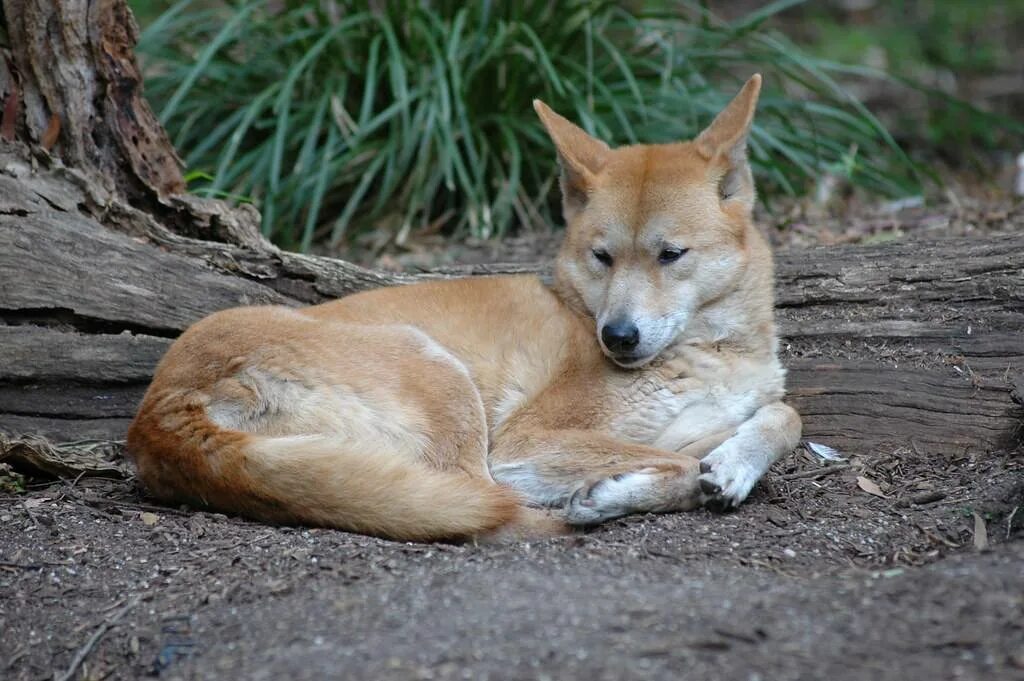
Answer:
[695,74,761,208]
[533,100,609,220]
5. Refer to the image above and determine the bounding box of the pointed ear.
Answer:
[695,74,761,208]
[533,100,610,220]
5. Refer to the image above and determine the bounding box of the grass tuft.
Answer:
[139,0,925,251]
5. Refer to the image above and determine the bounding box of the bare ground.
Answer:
[2,440,1022,681]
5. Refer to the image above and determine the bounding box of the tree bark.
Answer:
[3,0,183,200]
[0,0,1021,463]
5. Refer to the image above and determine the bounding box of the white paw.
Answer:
[563,468,662,526]
[698,444,764,510]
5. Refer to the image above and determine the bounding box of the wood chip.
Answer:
[973,511,989,552]
[856,476,887,498]
[41,113,61,151]
[895,490,947,507]
[779,463,851,481]
[765,509,789,528]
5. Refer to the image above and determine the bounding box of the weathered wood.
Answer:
[0,179,289,333]
[0,327,170,382]
[786,361,1020,455]
[0,414,135,442]
[0,433,130,478]
[0,330,158,439]
[1,158,1021,451]
[0,383,145,418]
[771,231,1024,455]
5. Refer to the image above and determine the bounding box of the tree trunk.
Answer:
[0,0,1021,465]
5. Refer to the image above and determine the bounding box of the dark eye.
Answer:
[658,247,688,264]
[592,248,613,267]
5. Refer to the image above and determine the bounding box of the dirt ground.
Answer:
[3,197,1024,680]
[2,437,1022,681]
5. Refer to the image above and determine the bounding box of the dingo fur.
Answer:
[127,75,801,542]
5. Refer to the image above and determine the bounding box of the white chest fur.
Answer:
[610,344,786,452]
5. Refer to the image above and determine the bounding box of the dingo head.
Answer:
[535,75,765,368]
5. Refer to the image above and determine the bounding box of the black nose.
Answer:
[601,320,640,354]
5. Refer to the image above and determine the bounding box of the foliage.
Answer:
[138,0,923,251]
[801,0,1024,153]
[0,463,26,494]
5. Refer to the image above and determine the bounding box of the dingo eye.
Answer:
[658,247,688,264]
[592,249,613,267]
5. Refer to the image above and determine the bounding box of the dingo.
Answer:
[127,75,801,541]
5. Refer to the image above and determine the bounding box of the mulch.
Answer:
[1,434,1022,680]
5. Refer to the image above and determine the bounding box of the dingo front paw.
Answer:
[698,445,762,511]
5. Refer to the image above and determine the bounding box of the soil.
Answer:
[4,199,1024,681]
[2,439,1022,681]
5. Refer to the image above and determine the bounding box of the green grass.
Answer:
[137,0,925,251]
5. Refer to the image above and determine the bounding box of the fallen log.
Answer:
[1,147,1021,456]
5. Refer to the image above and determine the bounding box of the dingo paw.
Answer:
[698,445,761,511]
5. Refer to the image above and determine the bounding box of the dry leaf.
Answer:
[22,497,50,509]
[41,113,61,151]
[856,476,887,498]
[140,512,159,526]
[973,511,989,552]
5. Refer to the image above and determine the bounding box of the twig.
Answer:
[778,464,851,481]
[895,490,948,508]
[195,532,275,557]
[1007,506,1020,541]
[0,561,71,570]
[55,596,140,681]
[76,495,190,517]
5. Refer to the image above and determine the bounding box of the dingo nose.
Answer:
[601,321,640,354]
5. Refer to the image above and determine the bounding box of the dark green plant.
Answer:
[138,0,923,251]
